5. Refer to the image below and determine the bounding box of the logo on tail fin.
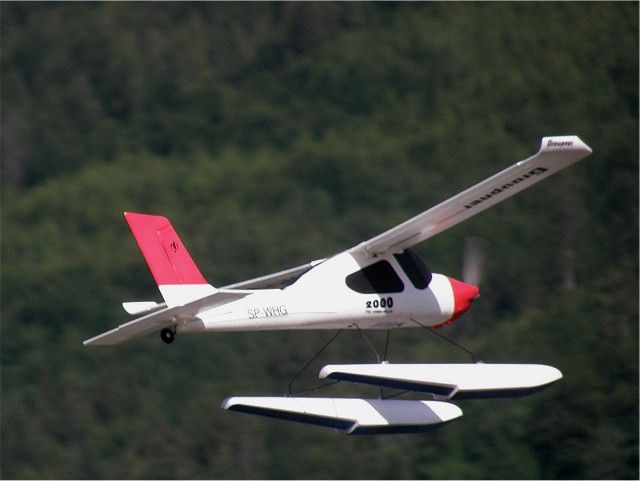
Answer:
[124,212,216,307]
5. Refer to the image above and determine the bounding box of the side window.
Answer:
[394,249,432,290]
[345,260,405,294]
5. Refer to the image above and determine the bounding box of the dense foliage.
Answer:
[2,2,638,479]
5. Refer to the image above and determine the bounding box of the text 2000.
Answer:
[366,297,394,309]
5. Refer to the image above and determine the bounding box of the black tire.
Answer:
[160,328,175,344]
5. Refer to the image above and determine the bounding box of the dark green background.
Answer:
[2,3,637,478]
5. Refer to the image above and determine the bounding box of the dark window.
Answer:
[345,260,405,294]
[394,249,432,289]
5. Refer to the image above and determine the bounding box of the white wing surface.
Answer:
[84,289,251,345]
[348,136,592,257]
[222,259,325,290]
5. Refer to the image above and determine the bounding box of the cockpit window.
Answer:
[345,260,405,294]
[394,249,432,289]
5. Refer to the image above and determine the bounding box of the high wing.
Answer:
[221,259,325,290]
[216,136,591,287]
[348,135,592,257]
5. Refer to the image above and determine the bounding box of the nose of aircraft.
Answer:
[447,277,480,322]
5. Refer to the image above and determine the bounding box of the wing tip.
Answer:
[539,135,592,156]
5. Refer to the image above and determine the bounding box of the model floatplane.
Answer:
[85,136,591,434]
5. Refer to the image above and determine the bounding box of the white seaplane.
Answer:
[85,136,592,434]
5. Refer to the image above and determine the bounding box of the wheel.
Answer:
[160,328,175,344]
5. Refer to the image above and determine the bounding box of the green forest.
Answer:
[1,2,638,479]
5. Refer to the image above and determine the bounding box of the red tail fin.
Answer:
[124,212,215,306]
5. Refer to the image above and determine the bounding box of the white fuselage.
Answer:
[177,251,459,334]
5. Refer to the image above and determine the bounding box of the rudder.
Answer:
[124,212,216,307]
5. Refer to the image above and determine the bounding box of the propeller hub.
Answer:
[447,277,480,323]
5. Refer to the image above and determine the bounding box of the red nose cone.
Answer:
[447,277,480,323]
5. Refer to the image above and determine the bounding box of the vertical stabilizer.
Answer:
[124,212,216,307]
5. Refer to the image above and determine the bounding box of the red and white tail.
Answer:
[124,212,217,307]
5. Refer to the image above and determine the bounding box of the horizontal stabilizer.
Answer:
[84,307,177,346]
[122,301,164,315]
[319,363,562,399]
[84,289,252,346]
[222,397,462,434]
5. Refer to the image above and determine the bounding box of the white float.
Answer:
[319,363,563,399]
[222,397,462,434]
